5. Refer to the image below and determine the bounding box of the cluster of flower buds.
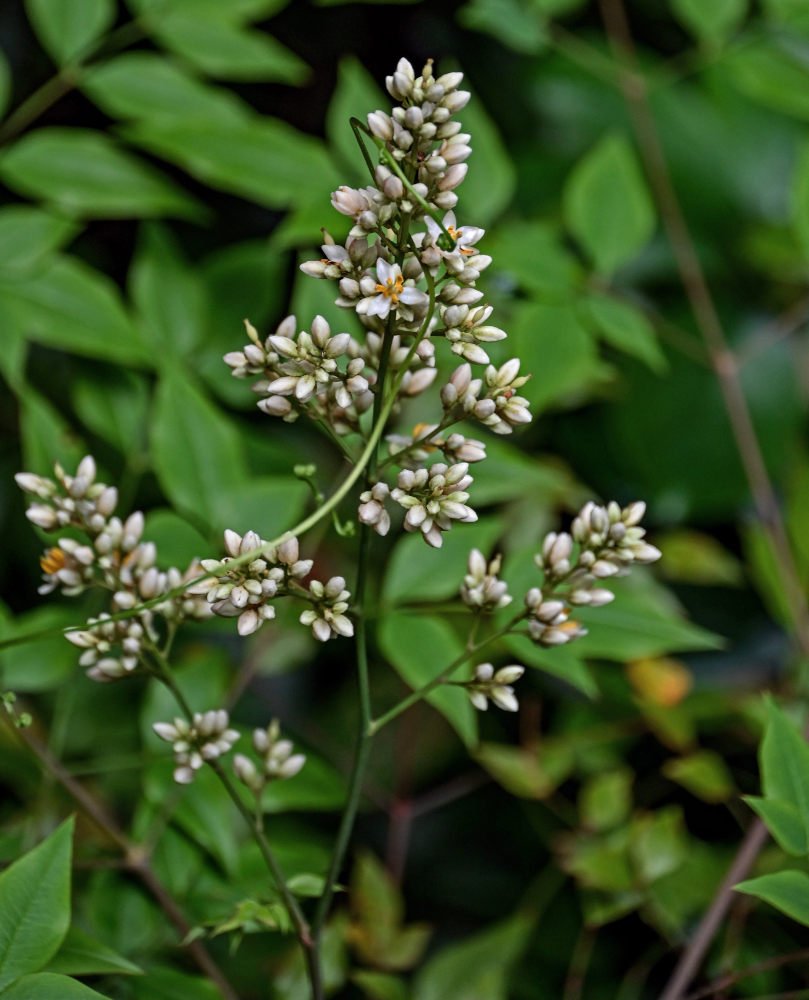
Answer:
[460,549,511,612]
[299,576,353,642]
[386,462,477,548]
[524,588,587,647]
[534,501,661,607]
[440,361,531,435]
[189,531,312,637]
[16,458,211,676]
[153,711,240,785]
[66,607,155,682]
[233,719,306,792]
[386,425,487,470]
[465,663,524,712]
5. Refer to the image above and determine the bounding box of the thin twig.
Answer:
[684,947,809,1000]
[2,716,240,1000]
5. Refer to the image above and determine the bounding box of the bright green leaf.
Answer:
[503,633,598,698]
[0,205,79,274]
[725,38,809,121]
[19,387,85,475]
[0,128,203,219]
[142,509,210,570]
[123,112,339,210]
[412,912,534,1000]
[759,698,809,844]
[580,769,634,831]
[0,253,147,365]
[457,84,517,225]
[630,806,686,884]
[130,966,223,1000]
[45,926,142,976]
[736,870,809,926]
[669,0,747,45]
[563,133,656,275]
[1,972,114,1000]
[0,818,74,990]
[25,0,115,66]
[745,796,806,856]
[216,477,309,539]
[352,970,409,1000]
[475,741,571,798]
[81,52,248,121]
[0,605,79,693]
[654,529,744,586]
[377,613,477,747]
[458,0,548,55]
[662,751,734,803]
[150,371,247,529]
[261,752,347,814]
[149,12,308,84]
[486,220,581,297]
[585,293,667,373]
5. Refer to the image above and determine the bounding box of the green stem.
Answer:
[375,142,453,241]
[369,611,525,734]
[349,117,378,181]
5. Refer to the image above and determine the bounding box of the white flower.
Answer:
[466,663,524,712]
[424,211,484,259]
[357,259,428,320]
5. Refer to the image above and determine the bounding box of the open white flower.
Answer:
[357,259,428,319]
[425,211,484,258]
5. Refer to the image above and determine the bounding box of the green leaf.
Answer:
[503,633,598,698]
[573,574,724,660]
[508,301,604,413]
[19,387,85,475]
[327,56,386,176]
[457,85,517,225]
[1,972,114,1000]
[216,477,309,539]
[412,912,534,1000]
[130,223,208,359]
[0,605,79,693]
[25,0,115,66]
[662,751,734,804]
[629,806,686,884]
[585,293,667,373]
[0,206,79,274]
[669,0,747,45]
[579,769,634,831]
[736,870,809,926]
[0,129,202,220]
[485,220,581,298]
[261,752,347,813]
[123,114,339,210]
[149,12,308,84]
[759,698,809,844]
[0,818,74,990]
[0,48,10,120]
[469,438,578,507]
[654,529,744,586]
[745,796,806,856]
[142,509,210,570]
[130,966,223,1000]
[150,371,247,529]
[725,38,809,121]
[792,138,809,264]
[352,970,409,1000]
[44,926,142,976]
[81,53,248,122]
[563,133,656,275]
[474,741,572,799]
[383,516,504,605]
[377,613,477,747]
[458,0,548,55]
[0,254,147,365]
[71,371,150,456]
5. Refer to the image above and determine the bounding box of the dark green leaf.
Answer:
[585,293,667,373]
[745,796,806,856]
[19,387,85,475]
[457,85,517,225]
[793,138,809,263]
[123,113,339,210]
[0,818,74,989]
[502,633,598,698]
[412,912,534,1000]
[377,613,477,747]
[25,0,114,66]
[44,926,142,976]
[563,133,656,275]
[149,12,308,84]
[0,205,79,274]
[1,972,113,1000]
[736,870,809,926]
[130,223,208,358]
[0,605,79,693]
[81,53,248,121]
[0,254,147,364]
[458,0,548,55]
[0,129,203,220]
[327,56,386,176]
[150,371,247,528]
[71,371,150,456]
[0,48,10,120]
[670,0,747,45]
[725,38,809,121]
[383,515,504,604]
[352,970,409,1000]
[486,220,581,297]
[130,966,223,1000]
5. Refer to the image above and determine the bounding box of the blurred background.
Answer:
[2,0,809,997]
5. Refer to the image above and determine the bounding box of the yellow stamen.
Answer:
[40,547,66,575]
[375,274,404,303]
